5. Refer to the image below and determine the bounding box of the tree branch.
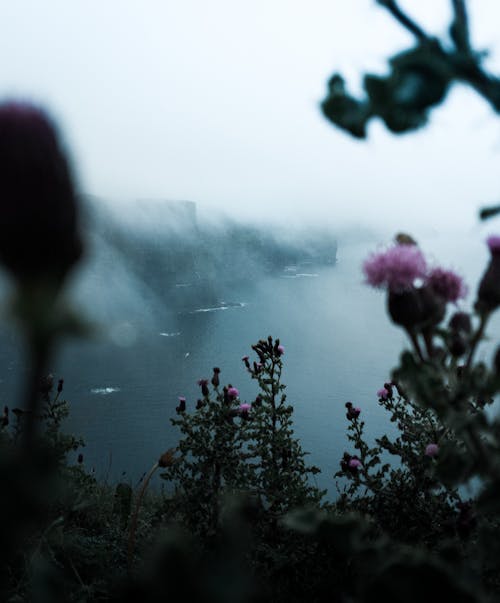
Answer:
[376,0,429,41]
[450,0,471,53]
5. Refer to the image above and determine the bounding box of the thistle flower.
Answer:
[239,403,251,414]
[427,267,467,303]
[0,101,82,284]
[277,345,285,356]
[348,458,362,470]
[227,387,239,398]
[425,443,439,457]
[377,387,389,400]
[363,244,427,293]
[345,401,361,420]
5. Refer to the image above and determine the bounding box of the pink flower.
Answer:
[348,458,362,470]
[363,244,427,293]
[377,387,389,400]
[277,345,285,355]
[227,387,239,398]
[239,403,251,413]
[427,268,467,302]
[345,402,360,420]
[425,443,439,457]
[487,235,500,255]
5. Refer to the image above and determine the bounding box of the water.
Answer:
[1,230,498,499]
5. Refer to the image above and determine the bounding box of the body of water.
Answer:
[1,229,498,499]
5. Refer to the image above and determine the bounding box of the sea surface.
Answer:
[1,229,498,498]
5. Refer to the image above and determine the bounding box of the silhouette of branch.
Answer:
[450,0,471,53]
[376,0,429,41]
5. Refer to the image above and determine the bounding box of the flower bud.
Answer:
[158,448,176,468]
[197,379,209,397]
[424,443,439,457]
[0,101,82,285]
[476,236,500,314]
[449,312,472,335]
[211,367,220,388]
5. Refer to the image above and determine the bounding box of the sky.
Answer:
[2,0,500,233]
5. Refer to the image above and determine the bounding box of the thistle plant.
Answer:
[161,338,324,538]
[243,337,324,516]
[160,370,253,536]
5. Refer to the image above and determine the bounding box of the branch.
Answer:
[450,0,471,53]
[376,0,429,41]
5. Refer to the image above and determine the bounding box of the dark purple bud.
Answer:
[197,379,209,397]
[476,237,500,314]
[449,311,472,335]
[57,378,64,393]
[196,398,204,410]
[77,453,84,464]
[0,101,82,284]
[345,402,360,420]
[211,367,220,388]
[253,395,262,408]
[176,397,186,413]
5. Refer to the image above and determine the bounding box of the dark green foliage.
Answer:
[322,0,500,137]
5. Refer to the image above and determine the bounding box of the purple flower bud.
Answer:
[227,387,239,398]
[377,387,389,400]
[197,379,209,397]
[449,311,472,335]
[277,345,285,356]
[348,458,362,470]
[0,101,82,284]
[345,402,361,420]
[176,397,186,413]
[425,443,439,457]
[476,236,500,314]
[239,403,251,413]
[211,368,220,388]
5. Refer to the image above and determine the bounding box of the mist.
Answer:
[1,1,500,234]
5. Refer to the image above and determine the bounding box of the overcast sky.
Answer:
[2,0,500,232]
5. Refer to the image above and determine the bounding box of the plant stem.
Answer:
[127,461,159,574]
[465,312,489,371]
[377,0,429,41]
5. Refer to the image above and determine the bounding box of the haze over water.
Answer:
[0,224,487,499]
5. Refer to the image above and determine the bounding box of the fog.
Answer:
[2,1,500,234]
